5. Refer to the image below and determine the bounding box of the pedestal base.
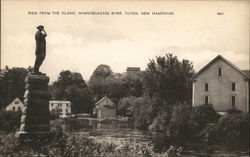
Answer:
[17,74,51,142]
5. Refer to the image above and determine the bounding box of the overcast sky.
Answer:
[1,1,249,82]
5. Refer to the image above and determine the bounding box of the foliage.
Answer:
[121,72,144,97]
[143,53,194,105]
[167,105,193,138]
[88,64,114,100]
[0,110,22,133]
[148,109,172,132]
[49,70,94,113]
[117,96,136,116]
[0,130,164,157]
[201,113,249,149]
[216,113,249,148]
[227,108,243,114]
[0,66,32,109]
[89,64,144,106]
[130,97,158,129]
[191,104,220,133]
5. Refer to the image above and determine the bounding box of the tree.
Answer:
[144,53,194,105]
[121,72,144,97]
[117,96,136,116]
[49,70,94,113]
[130,97,159,129]
[0,66,32,109]
[0,110,22,132]
[89,65,114,100]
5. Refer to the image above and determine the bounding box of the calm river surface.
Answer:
[73,128,249,157]
[58,119,249,157]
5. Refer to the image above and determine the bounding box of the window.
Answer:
[13,106,15,111]
[51,103,53,107]
[66,109,68,113]
[205,83,209,91]
[232,82,236,91]
[217,68,222,76]
[18,107,21,111]
[232,95,236,108]
[15,101,19,104]
[204,96,209,104]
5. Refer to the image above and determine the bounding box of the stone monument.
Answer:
[16,25,50,140]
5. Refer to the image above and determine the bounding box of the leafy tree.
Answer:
[0,110,22,132]
[89,64,144,105]
[121,72,144,97]
[0,66,32,109]
[49,70,94,113]
[131,97,158,129]
[89,65,114,100]
[106,75,127,104]
[144,53,194,105]
[117,96,136,116]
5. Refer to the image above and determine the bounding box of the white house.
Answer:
[192,55,249,113]
[49,100,71,116]
[6,97,24,112]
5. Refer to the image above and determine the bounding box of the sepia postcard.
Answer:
[1,0,249,156]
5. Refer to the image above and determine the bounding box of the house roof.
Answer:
[94,96,115,108]
[193,55,250,80]
[95,96,109,105]
[7,97,23,106]
[242,70,250,78]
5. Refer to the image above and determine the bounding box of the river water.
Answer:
[56,119,249,157]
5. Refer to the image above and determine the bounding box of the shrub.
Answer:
[148,109,171,132]
[191,104,220,134]
[131,97,157,129]
[227,108,242,114]
[216,113,249,149]
[200,124,220,144]
[0,130,164,157]
[0,110,22,132]
[167,105,193,138]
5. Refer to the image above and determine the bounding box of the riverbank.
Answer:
[0,131,249,157]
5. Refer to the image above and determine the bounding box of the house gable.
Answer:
[192,55,249,112]
[95,96,114,108]
[193,55,249,80]
[6,97,24,111]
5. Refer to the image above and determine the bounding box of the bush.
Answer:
[131,97,157,129]
[191,104,220,134]
[227,108,242,114]
[117,96,136,116]
[0,110,22,132]
[167,105,193,138]
[148,109,171,132]
[216,113,249,149]
[0,130,164,157]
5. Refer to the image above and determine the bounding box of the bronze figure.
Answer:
[33,25,47,75]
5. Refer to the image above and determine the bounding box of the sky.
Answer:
[1,0,249,82]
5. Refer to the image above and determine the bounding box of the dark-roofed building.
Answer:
[192,55,249,113]
[93,96,116,119]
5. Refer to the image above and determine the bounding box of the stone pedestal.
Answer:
[16,74,50,140]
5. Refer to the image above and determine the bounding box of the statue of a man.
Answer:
[33,25,47,75]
